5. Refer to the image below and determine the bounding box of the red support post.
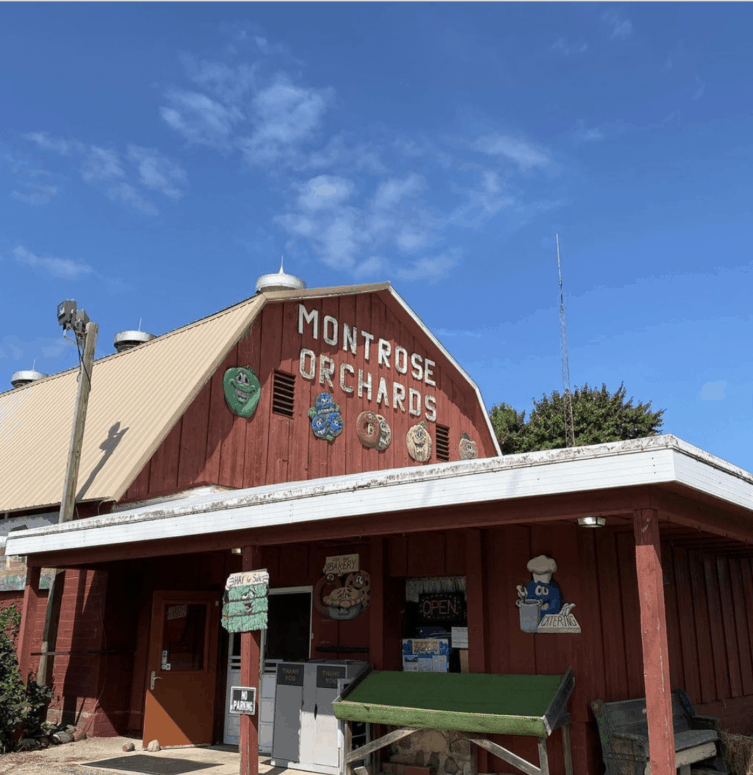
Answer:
[18,564,42,680]
[240,545,263,775]
[369,537,385,669]
[633,508,675,775]
[465,529,489,773]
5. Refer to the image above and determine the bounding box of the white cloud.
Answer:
[107,182,159,216]
[550,38,588,56]
[80,146,125,183]
[572,122,604,143]
[160,90,242,148]
[239,75,333,166]
[12,245,93,281]
[474,133,551,171]
[601,10,633,40]
[700,381,726,400]
[23,131,84,156]
[22,132,186,215]
[127,145,187,199]
[395,253,460,284]
[435,327,484,339]
[12,183,58,206]
[296,175,356,211]
[373,173,425,210]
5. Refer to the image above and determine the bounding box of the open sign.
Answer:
[417,593,466,622]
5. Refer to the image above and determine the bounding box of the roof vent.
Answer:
[255,258,306,295]
[114,330,156,353]
[11,370,48,389]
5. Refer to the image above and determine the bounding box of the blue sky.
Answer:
[2,3,753,469]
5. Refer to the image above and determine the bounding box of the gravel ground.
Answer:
[0,736,288,775]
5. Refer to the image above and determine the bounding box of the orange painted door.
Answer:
[143,591,221,747]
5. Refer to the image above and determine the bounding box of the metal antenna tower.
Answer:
[556,234,575,448]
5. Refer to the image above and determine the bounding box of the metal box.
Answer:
[271,660,369,775]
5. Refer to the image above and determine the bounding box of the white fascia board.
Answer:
[7,446,679,557]
[8,435,753,558]
[385,286,503,457]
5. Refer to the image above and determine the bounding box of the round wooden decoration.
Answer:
[459,432,478,460]
[375,414,391,451]
[406,421,432,462]
[356,411,380,448]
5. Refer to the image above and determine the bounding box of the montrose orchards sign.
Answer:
[297,304,438,423]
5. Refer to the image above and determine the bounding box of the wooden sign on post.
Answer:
[222,569,270,633]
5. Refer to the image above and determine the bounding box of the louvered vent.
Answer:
[272,371,295,417]
[436,425,450,461]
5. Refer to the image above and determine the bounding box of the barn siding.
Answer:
[122,295,495,503]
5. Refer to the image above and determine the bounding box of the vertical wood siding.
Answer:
[122,295,495,503]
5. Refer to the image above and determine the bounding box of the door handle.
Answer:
[314,703,318,720]
[150,671,162,691]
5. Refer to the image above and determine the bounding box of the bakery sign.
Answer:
[297,304,438,423]
[323,554,359,575]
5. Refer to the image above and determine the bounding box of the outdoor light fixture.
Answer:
[578,516,606,528]
[231,547,243,555]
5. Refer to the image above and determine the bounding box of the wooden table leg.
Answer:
[538,738,549,775]
[342,720,353,775]
[562,724,573,775]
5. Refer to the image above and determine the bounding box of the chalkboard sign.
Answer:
[317,665,346,689]
[229,686,256,715]
[417,593,466,622]
[277,663,304,687]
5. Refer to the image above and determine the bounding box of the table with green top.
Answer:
[333,669,574,775]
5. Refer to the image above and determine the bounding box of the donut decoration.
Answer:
[314,569,371,621]
[375,414,392,451]
[357,411,392,451]
[406,420,433,462]
[459,432,478,460]
[356,411,380,448]
[308,393,343,442]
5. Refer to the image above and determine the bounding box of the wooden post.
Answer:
[18,564,42,679]
[240,545,262,775]
[633,508,675,775]
[369,537,385,669]
[465,529,488,773]
[39,320,98,687]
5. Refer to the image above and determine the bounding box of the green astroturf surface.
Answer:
[333,671,565,736]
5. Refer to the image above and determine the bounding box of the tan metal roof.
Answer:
[0,294,266,514]
[0,281,499,515]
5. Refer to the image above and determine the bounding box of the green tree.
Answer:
[490,383,664,454]
[489,402,527,455]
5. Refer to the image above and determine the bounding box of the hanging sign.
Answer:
[515,555,581,634]
[222,569,270,633]
[229,686,257,715]
[323,554,359,575]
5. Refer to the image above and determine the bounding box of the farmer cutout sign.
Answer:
[515,555,580,634]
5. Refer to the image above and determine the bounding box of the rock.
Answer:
[123,742,136,752]
[65,725,77,733]
[73,730,87,742]
[146,739,161,752]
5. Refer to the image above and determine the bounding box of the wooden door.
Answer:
[143,591,221,747]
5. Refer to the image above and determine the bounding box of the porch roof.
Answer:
[7,434,753,560]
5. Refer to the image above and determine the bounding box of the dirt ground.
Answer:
[0,736,292,775]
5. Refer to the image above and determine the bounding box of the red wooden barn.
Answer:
[3,280,753,775]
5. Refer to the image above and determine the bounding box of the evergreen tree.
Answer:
[490,383,664,454]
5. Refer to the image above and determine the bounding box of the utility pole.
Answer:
[38,301,98,687]
[556,235,576,448]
